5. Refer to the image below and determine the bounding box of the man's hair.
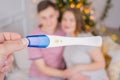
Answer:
[37,0,58,13]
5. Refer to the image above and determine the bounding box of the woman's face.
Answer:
[62,11,76,34]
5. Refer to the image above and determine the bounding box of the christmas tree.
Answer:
[56,0,96,32]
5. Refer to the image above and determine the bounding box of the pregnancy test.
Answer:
[26,35,102,48]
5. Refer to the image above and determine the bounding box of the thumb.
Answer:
[0,38,28,55]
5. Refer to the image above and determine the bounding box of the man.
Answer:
[28,1,89,80]
[0,32,28,80]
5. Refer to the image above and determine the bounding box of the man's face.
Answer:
[38,7,59,31]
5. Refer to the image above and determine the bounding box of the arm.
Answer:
[68,47,106,72]
[35,59,90,80]
[34,59,66,78]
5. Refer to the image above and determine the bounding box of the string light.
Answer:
[110,34,118,42]
[84,8,91,14]
[70,3,75,8]
[90,16,95,20]
[76,3,82,8]
[85,25,91,31]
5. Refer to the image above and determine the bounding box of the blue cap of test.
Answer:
[26,35,50,48]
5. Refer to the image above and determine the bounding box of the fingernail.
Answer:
[22,38,29,46]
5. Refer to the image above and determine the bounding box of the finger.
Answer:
[0,55,7,69]
[0,38,28,55]
[0,55,13,73]
[0,66,8,72]
[0,54,13,72]
[0,32,21,43]
[4,54,14,65]
[0,64,12,72]
[0,63,12,73]
[0,66,6,72]
[9,55,14,63]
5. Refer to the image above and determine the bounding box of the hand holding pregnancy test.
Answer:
[26,35,102,48]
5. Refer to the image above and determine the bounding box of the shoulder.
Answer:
[56,27,66,36]
[30,26,42,35]
[78,32,93,37]
[78,32,98,52]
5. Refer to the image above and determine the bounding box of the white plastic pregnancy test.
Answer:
[26,35,102,48]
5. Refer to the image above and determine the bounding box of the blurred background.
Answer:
[0,0,120,80]
[0,0,120,41]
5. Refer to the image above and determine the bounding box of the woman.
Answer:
[61,8,109,80]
